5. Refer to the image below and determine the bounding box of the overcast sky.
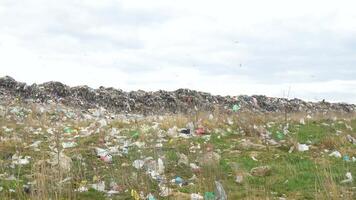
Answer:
[1,0,356,103]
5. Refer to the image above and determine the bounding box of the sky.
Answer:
[1,0,356,103]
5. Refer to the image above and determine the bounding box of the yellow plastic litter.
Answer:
[131,189,140,200]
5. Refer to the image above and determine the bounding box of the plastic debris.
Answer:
[195,127,205,135]
[235,175,244,184]
[297,143,309,152]
[91,181,105,192]
[100,154,113,163]
[180,128,190,134]
[62,141,77,149]
[157,158,165,174]
[131,189,140,200]
[159,184,172,197]
[171,176,184,185]
[343,155,350,162]
[204,192,215,200]
[12,154,30,165]
[133,160,145,169]
[190,163,201,173]
[329,151,342,158]
[147,193,156,200]
[63,127,74,134]
[276,131,284,140]
[191,193,204,200]
[214,181,227,200]
[75,186,88,192]
[346,134,356,145]
[232,104,241,112]
[95,147,113,163]
[341,172,353,184]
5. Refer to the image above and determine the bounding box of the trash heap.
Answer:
[0,76,355,199]
[1,76,355,115]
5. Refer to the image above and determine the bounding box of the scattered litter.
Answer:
[235,175,244,184]
[329,151,342,158]
[343,155,350,162]
[75,186,88,192]
[147,193,156,200]
[157,158,165,174]
[91,181,105,192]
[346,134,356,145]
[180,128,190,134]
[341,172,353,184]
[27,141,41,148]
[64,127,74,134]
[171,176,185,185]
[133,160,145,169]
[100,154,113,163]
[159,184,172,197]
[297,143,309,152]
[190,163,201,173]
[232,104,241,112]
[131,189,140,200]
[214,181,227,200]
[62,141,77,149]
[191,193,204,200]
[12,154,30,165]
[276,131,284,140]
[204,192,215,200]
[195,128,205,135]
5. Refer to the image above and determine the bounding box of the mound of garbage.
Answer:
[1,76,355,114]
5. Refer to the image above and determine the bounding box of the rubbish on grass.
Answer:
[133,160,145,169]
[191,193,204,200]
[159,184,172,197]
[195,128,205,135]
[214,181,227,200]
[204,192,215,200]
[147,193,156,200]
[62,141,77,149]
[276,131,284,140]
[100,154,113,163]
[346,134,356,145]
[190,163,201,173]
[91,181,105,192]
[172,176,184,185]
[341,172,353,184]
[329,151,342,158]
[232,104,241,112]
[131,189,140,200]
[180,128,190,134]
[297,143,309,152]
[343,155,350,162]
[235,175,244,184]
[12,154,30,165]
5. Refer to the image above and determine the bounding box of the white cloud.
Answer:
[1,0,356,103]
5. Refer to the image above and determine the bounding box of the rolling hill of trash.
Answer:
[1,76,355,115]
[0,76,355,200]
